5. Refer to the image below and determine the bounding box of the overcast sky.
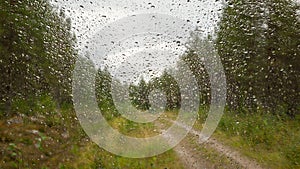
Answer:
[50,0,300,84]
[51,0,223,44]
[49,0,225,83]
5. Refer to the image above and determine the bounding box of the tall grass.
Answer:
[207,108,300,168]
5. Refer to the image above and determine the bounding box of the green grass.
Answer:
[94,146,183,169]
[64,115,184,169]
[0,97,184,169]
[5,97,299,169]
[196,108,300,169]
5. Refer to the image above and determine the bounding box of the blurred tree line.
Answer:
[128,71,181,111]
[1,0,298,119]
[121,0,300,117]
[95,67,120,119]
[129,77,151,111]
[216,0,299,117]
[95,67,181,114]
[0,0,77,116]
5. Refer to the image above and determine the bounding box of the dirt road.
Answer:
[158,120,264,169]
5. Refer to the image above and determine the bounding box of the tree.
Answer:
[149,71,181,111]
[0,0,76,115]
[95,67,119,118]
[129,77,151,111]
[263,0,300,116]
[181,31,212,107]
[216,0,300,116]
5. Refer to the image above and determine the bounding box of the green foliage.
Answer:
[0,0,76,116]
[285,143,300,166]
[11,94,56,116]
[129,77,151,111]
[153,71,181,111]
[181,33,212,106]
[86,117,183,169]
[214,108,300,168]
[129,71,181,111]
[95,68,120,120]
[9,94,64,127]
[216,0,300,116]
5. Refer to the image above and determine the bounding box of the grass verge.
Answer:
[196,107,300,169]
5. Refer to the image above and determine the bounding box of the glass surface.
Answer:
[0,0,299,168]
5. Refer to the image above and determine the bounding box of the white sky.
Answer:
[51,0,224,43]
[50,0,224,83]
[50,0,300,83]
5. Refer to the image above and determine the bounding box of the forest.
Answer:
[0,0,299,168]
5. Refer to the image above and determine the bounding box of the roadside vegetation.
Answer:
[214,109,300,168]
[0,0,299,168]
[193,106,300,169]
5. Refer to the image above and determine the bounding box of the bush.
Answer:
[11,94,57,116]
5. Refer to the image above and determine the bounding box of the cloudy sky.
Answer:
[50,0,224,83]
[51,0,223,43]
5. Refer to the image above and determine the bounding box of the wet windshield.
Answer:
[0,0,299,168]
